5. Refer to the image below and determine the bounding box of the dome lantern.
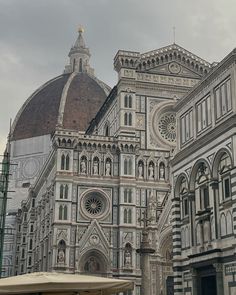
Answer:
[64,27,94,75]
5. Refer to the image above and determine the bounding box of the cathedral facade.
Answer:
[2,29,236,295]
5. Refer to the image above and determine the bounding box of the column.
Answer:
[210,179,219,239]
[213,263,224,295]
[137,229,155,295]
[191,268,198,295]
[188,191,195,247]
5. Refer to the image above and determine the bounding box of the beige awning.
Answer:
[0,272,134,295]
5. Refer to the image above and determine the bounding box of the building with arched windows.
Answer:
[2,28,236,295]
[171,49,236,295]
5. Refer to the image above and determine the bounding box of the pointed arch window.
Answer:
[65,154,70,170]
[104,124,110,136]
[61,154,65,170]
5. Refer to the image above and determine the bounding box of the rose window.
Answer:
[81,191,109,219]
[158,113,176,143]
[85,196,103,215]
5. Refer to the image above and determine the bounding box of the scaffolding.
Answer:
[0,148,10,278]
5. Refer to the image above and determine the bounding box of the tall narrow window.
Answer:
[128,209,132,223]
[66,155,70,170]
[124,209,128,223]
[183,198,188,216]
[128,189,132,203]
[79,58,83,72]
[196,96,211,132]
[215,78,232,120]
[223,178,230,199]
[226,79,232,110]
[124,95,129,108]
[128,158,132,175]
[124,158,128,175]
[128,113,132,126]
[64,185,69,199]
[124,189,128,203]
[29,239,33,250]
[124,113,128,125]
[61,154,65,170]
[215,88,221,119]
[219,152,232,201]
[180,109,193,145]
[60,185,64,199]
[64,205,68,220]
[128,95,132,108]
[105,124,109,136]
[124,189,132,203]
[59,205,63,220]
[200,186,209,210]
[59,205,68,220]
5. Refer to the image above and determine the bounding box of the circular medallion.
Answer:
[158,113,176,143]
[168,62,181,74]
[22,158,39,178]
[89,234,100,245]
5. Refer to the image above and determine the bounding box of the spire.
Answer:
[64,27,94,75]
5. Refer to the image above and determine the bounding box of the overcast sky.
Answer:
[0,0,236,155]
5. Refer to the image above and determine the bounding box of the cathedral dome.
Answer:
[11,29,110,141]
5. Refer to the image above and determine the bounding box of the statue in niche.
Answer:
[93,160,98,175]
[105,160,111,176]
[148,163,154,180]
[57,249,65,264]
[85,257,99,272]
[124,250,131,267]
[148,190,156,223]
[138,162,143,179]
[80,158,86,174]
[159,163,165,180]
